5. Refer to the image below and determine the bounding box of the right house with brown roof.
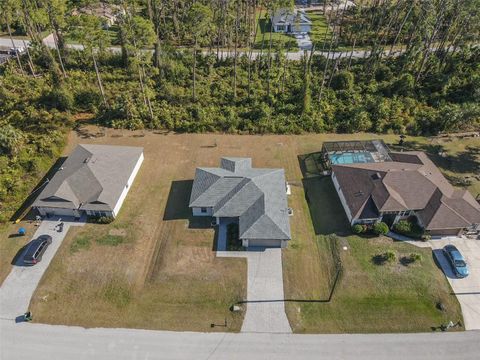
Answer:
[326,142,480,237]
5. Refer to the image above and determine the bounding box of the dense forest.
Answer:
[0,0,479,221]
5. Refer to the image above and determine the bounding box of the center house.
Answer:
[189,157,291,248]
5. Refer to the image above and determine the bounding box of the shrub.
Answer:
[373,222,389,235]
[352,224,364,234]
[421,234,432,242]
[385,250,396,262]
[409,253,422,262]
[89,216,114,224]
[393,220,412,234]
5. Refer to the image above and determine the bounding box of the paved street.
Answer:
[430,238,480,330]
[0,217,85,320]
[1,320,479,360]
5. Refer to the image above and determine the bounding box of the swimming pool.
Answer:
[329,151,375,165]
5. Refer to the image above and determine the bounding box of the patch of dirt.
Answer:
[109,228,127,237]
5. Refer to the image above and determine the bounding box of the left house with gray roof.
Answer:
[33,144,144,218]
[189,157,291,248]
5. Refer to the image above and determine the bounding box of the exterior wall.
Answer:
[331,172,353,224]
[242,238,286,248]
[112,152,144,217]
[192,207,213,216]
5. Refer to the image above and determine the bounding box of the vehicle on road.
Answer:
[443,245,469,278]
[9,47,26,55]
[23,235,52,265]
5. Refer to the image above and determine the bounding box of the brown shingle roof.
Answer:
[332,151,480,230]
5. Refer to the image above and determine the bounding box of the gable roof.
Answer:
[332,151,480,230]
[33,144,143,212]
[189,158,291,240]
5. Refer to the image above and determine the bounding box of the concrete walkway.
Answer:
[218,248,292,333]
[0,217,85,320]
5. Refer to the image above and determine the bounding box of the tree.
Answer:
[68,14,110,107]
[186,3,213,101]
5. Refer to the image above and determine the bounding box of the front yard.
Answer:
[20,129,478,332]
[283,171,464,333]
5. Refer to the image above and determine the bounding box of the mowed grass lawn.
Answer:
[284,176,464,333]
[24,129,478,332]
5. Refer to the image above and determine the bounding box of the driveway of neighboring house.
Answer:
[0,217,85,320]
[430,237,480,330]
[218,244,292,333]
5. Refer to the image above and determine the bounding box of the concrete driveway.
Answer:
[0,217,85,320]
[217,247,292,333]
[430,238,480,330]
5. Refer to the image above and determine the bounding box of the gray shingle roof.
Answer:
[189,158,291,241]
[272,8,311,26]
[33,144,143,212]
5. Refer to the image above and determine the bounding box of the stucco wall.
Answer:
[192,207,213,216]
[112,152,144,217]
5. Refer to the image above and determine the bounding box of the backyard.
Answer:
[0,128,476,332]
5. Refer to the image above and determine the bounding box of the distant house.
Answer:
[189,157,291,248]
[323,140,480,237]
[72,3,125,27]
[272,8,312,34]
[33,144,144,218]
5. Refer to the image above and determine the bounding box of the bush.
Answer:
[90,216,114,224]
[41,88,74,111]
[393,220,412,234]
[421,234,431,242]
[409,253,422,262]
[352,224,364,234]
[373,222,389,235]
[385,250,396,262]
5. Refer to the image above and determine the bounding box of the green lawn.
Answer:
[307,11,332,48]
[283,165,464,333]
[254,11,296,50]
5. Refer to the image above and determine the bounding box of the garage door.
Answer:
[430,228,462,236]
[248,239,282,248]
[40,207,77,217]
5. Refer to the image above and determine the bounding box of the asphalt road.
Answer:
[1,320,479,360]
[0,36,383,61]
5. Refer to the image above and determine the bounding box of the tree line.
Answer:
[0,0,479,221]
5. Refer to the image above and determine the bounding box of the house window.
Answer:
[201,207,207,213]
[277,25,285,31]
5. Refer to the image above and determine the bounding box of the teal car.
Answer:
[443,245,469,278]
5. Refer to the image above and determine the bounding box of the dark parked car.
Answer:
[23,235,52,265]
[443,245,469,278]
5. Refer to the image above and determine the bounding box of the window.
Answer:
[277,25,285,31]
[201,207,207,213]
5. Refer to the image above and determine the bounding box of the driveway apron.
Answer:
[0,217,85,320]
[430,238,480,330]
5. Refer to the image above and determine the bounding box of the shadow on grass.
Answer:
[302,176,351,236]
[163,179,213,230]
[11,243,29,266]
[388,140,480,176]
[10,156,67,222]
